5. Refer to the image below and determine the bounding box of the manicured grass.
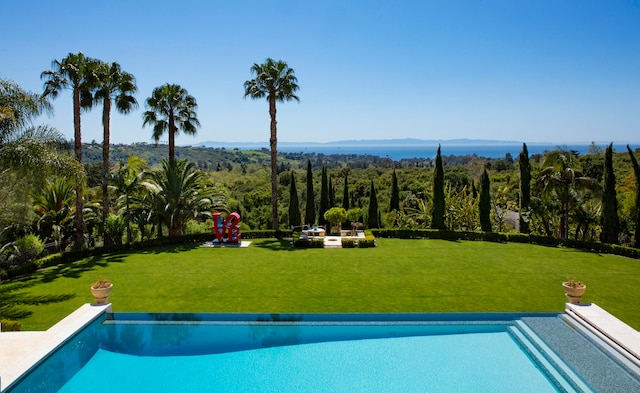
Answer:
[4,238,640,331]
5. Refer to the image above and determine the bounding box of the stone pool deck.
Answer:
[565,303,640,368]
[0,303,111,391]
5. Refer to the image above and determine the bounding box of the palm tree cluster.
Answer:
[41,52,139,248]
[1,52,227,270]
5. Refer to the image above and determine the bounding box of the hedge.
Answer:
[372,229,640,259]
[4,229,293,280]
[0,319,22,331]
[7,228,638,281]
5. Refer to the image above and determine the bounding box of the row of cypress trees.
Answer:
[289,160,381,229]
[289,144,640,247]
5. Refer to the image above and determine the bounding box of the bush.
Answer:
[14,234,44,261]
[0,234,44,279]
[341,238,356,248]
[372,229,640,259]
[355,230,376,248]
[293,238,309,248]
[0,320,22,331]
[358,238,376,248]
[309,239,325,248]
[103,214,125,246]
[184,219,213,235]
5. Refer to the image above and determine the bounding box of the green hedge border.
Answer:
[6,228,639,282]
[4,230,292,280]
[372,229,640,259]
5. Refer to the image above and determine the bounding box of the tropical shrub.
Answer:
[103,214,125,246]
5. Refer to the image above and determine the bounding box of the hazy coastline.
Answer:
[194,139,638,160]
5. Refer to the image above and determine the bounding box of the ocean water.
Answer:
[275,143,636,161]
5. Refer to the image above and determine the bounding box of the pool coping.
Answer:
[1,303,639,392]
[0,303,111,392]
[565,303,640,369]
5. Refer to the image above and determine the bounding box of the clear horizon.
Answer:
[3,1,639,145]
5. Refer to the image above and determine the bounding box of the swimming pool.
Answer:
[5,312,640,392]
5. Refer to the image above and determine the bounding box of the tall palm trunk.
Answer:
[101,98,111,228]
[269,95,278,231]
[168,113,176,164]
[73,87,84,250]
[561,187,570,240]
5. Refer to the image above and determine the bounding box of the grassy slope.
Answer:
[6,238,640,331]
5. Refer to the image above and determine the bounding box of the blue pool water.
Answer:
[7,313,640,392]
[60,333,553,392]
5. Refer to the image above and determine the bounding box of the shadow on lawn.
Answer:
[0,279,75,321]
[133,242,202,255]
[253,239,304,251]
[38,254,126,283]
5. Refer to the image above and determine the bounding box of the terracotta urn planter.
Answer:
[91,280,113,305]
[562,280,586,304]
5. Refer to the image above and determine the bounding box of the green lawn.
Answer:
[4,238,640,331]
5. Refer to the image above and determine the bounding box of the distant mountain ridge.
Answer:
[194,138,531,148]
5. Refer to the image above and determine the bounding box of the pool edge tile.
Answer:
[0,303,111,392]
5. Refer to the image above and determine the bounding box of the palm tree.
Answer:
[537,150,599,239]
[0,79,76,235]
[0,79,69,173]
[143,160,222,236]
[32,178,75,249]
[0,78,52,142]
[142,84,199,164]
[93,61,138,226]
[42,52,99,250]
[112,156,147,244]
[244,58,300,230]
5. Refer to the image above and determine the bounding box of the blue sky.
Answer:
[2,0,639,146]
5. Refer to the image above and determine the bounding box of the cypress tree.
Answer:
[367,180,379,229]
[342,175,350,229]
[305,160,315,226]
[518,143,531,234]
[329,175,335,207]
[601,143,619,244]
[389,169,400,212]
[627,145,640,248]
[342,174,350,210]
[288,170,301,228]
[431,145,446,229]
[319,167,330,228]
[479,167,492,232]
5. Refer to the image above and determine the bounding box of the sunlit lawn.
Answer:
[4,238,640,331]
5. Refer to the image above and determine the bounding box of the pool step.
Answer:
[508,322,593,393]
